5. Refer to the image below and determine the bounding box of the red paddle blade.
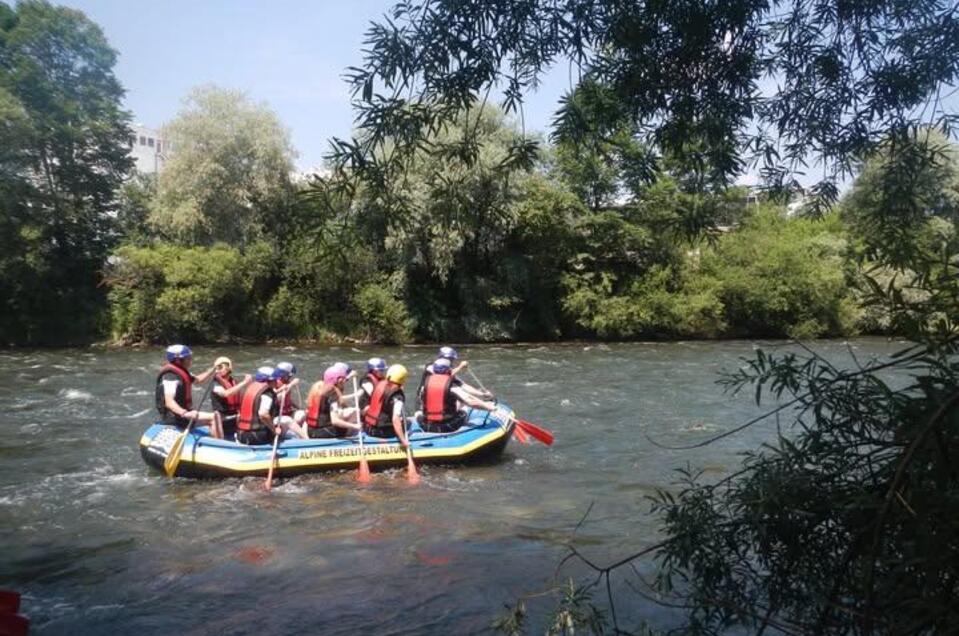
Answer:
[0,612,29,636]
[357,457,372,483]
[406,453,421,484]
[407,463,421,484]
[0,589,21,613]
[512,424,531,444]
[264,462,275,491]
[517,419,555,446]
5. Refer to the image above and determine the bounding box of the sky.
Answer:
[65,0,574,172]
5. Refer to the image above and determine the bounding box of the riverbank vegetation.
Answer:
[3,0,959,634]
[2,1,947,349]
[334,0,959,634]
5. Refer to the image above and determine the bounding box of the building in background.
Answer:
[291,164,330,183]
[128,124,169,174]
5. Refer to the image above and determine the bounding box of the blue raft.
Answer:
[139,406,516,479]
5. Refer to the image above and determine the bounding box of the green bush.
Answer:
[352,278,413,344]
[107,243,265,343]
[699,210,860,338]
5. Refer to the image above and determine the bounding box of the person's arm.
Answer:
[222,375,252,398]
[331,408,360,431]
[259,395,280,432]
[339,389,362,402]
[457,380,492,400]
[163,380,190,418]
[392,399,409,446]
[330,396,360,431]
[194,365,217,384]
[451,360,468,376]
[451,386,495,411]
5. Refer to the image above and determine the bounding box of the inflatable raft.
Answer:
[140,407,516,478]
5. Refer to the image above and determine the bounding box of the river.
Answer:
[0,339,906,634]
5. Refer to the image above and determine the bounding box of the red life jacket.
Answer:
[277,380,296,416]
[306,384,335,429]
[155,363,192,416]
[359,372,380,409]
[423,374,457,423]
[237,382,273,431]
[212,374,240,412]
[363,380,403,432]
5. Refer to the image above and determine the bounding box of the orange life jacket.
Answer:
[237,382,274,431]
[423,374,457,423]
[363,379,403,432]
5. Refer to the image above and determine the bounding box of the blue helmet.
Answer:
[438,346,458,361]
[255,366,280,382]
[367,357,387,373]
[432,358,452,374]
[276,361,296,378]
[165,344,193,362]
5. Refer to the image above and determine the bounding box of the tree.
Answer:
[699,209,858,339]
[551,79,653,211]
[114,173,156,246]
[0,0,132,344]
[338,105,545,341]
[331,1,959,633]
[149,85,296,246]
[106,243,274,343]
[336,0,959,209]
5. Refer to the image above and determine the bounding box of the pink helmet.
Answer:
[323,364,348,384]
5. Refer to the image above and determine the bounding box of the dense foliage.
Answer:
[4,0,959,632]
[337,0,959,210]
[634,130,959,636]
[107,96,872,345]
[0,0,132,345]
[319,0,959,634]
[7,1,949,351]
[148,85,297,247]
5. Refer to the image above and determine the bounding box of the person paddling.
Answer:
[415,346,492,417]
[235,366,305,445]
[275,361,306,428]
[363,364,412,446]
[156,344,224,439]
[210,356,250,439]
[358,357,387,412]
[304,365,361,438]
[420,358,496,433]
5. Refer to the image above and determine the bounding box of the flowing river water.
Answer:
[1,339,906,634]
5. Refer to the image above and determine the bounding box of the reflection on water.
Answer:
[0,340,905,634]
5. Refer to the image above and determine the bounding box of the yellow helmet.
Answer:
[386,363,408,385]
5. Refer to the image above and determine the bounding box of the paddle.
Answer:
[0,589,20,613]
[405,442,421,485]
[351,375,372,483]
[514,417,555,446]
[468,368,544,445]
[400,401,421,484]
[466,367,491,395]
[264,427,281,491]
[265,389,287,491]
[164,373,215,478]
[512,421,531,444]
